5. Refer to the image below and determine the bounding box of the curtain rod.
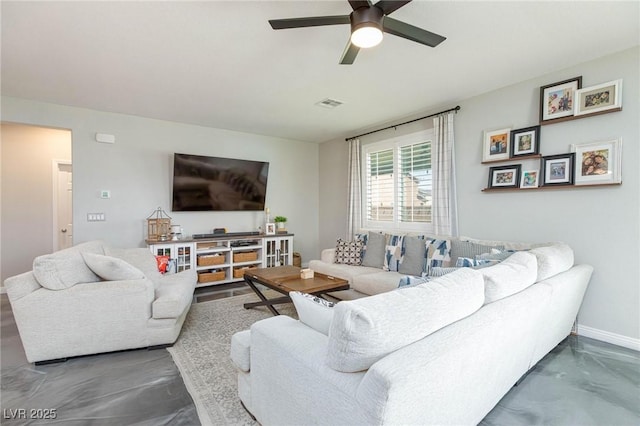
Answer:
[345,105,461,141]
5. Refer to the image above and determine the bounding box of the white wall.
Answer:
[1,123,72,282]
[319,47,640,346]
[0,98,319,270]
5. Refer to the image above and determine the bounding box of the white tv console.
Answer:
[147,233,294,288]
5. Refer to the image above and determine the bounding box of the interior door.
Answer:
[56,162,73,250]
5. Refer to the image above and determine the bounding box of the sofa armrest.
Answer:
[320,248,336,263]
[4,271,42,302]
[153,270,196,319]
[230,329,251,372]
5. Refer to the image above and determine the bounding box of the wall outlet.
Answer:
[100,190,111,199]
[87,213,106,222]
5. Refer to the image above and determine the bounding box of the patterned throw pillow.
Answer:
[354,233,368,261]
[476,250,517,261]
[450,240,504,266]
[425,239,452,274]
[383,234,405,272]
[334,239,364,265]
[455,257,499,268]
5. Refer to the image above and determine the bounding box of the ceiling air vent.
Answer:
[315,98,344,109]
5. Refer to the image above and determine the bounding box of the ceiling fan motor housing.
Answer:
[350,6,384,34]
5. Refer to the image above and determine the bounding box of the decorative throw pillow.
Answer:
[82,252,146,281]
[425,239,452,274]
[290,291,336,335]
[398,235,427,276]
[383,234,405,272]
[428,266,461,277]
[361,232,386,268]
[455,257,499,268]
[354,233,368,262]
[476,250,516,262]
[450,240,503,266]
[334,239,364,265]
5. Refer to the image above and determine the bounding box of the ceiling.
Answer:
[2,1,638,144]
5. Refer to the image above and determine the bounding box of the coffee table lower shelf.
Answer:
[243,266,349,315]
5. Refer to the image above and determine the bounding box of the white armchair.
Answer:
[4,240,196,364]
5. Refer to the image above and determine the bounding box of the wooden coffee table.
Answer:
[243,265,349,315]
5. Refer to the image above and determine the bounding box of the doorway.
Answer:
[54,161,73,250]
[0,123,72,284]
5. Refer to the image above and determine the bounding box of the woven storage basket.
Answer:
[233,251,258,262]
[198,254,225,266]
[197,270,226,283]
[233,266,257,279]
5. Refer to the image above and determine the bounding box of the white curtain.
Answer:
[346,138,362,237]
[432,113,459,236]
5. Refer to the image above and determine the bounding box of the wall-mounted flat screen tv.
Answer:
[172,153,269,211]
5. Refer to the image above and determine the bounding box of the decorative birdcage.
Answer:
[146,207,172,242]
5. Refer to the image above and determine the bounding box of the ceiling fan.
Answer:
[268,0,446,65]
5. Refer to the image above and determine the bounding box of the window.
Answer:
[362,130,433,231]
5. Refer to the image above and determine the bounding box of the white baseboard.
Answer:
[578,325,640,351]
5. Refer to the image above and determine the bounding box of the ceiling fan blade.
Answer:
[348,0,372,10]
[269,15,350,30]
[339,41,360,64]
[383,16,446,47]
[374,0,412,15]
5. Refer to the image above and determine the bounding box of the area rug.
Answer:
[167,292,297,426]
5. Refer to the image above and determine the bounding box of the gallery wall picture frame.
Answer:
[482,128,511,162]
[539,76,582,124]
[570,139,622,186]
[541,153,575,186]
[574,79,623,117]
[510,125,540,157]
[488,164,521,189]
[520,169,540,189]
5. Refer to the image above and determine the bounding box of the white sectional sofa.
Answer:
[4,240,196,364]
[231,238,593,425]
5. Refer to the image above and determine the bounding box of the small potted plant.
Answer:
[274,216,287,231]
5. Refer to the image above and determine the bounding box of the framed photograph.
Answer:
[574,79,622,117]
[265,223,276,235]
[540,76,582,124]
[570,139,622,185]
[520,169,540,189]
[541,153,575,186]
[510,125,540,157]
[482,128,511,162]
[488,164,521,189]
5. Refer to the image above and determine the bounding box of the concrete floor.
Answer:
[2,284,639,425]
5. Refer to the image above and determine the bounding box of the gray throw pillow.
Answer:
[450,240,503,265]
[361,232,386,268]
[398,236,426,276]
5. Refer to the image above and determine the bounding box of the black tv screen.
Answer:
[172,153,269,211]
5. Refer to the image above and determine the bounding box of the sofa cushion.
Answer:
[529,243,574,281]
[398,235,427,276]
[334,239,364,266]
[481,251,538,304]
[326,268,485,372]
[308,259,381,284]
[82,253,145,281]
[351,271,405,295]
[383,234,404,272]
[361,232,386,268]
[290,291,335,335]
[32,240,105,290]
[105,247,163,284]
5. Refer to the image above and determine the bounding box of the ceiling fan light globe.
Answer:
[351,26,383,48]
